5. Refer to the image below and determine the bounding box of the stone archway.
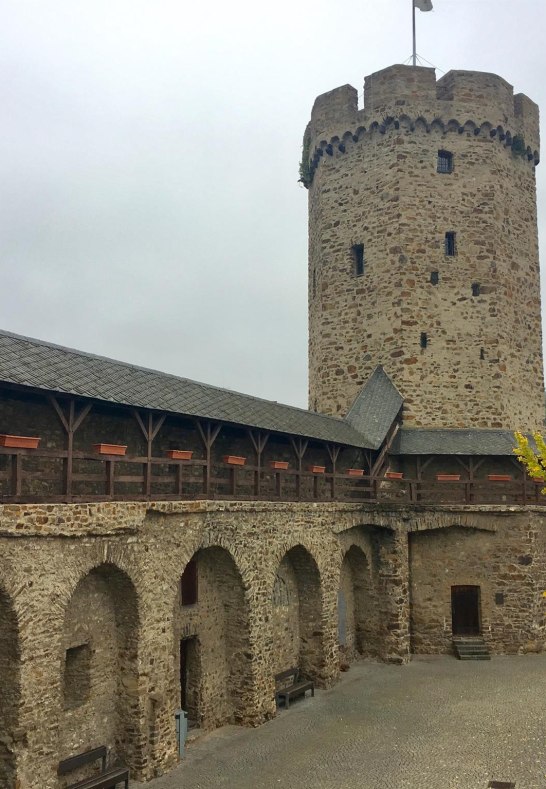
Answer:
[339,545,376,662]
[59,564,140,782]
[271,545,323,681]
[176,546,252,730]
[0,586,19,789]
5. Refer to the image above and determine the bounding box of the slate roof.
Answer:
[344,366,403,449]
[0,329,373,448]
[391,428,520,456]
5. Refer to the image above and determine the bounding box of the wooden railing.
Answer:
[0,446,543,506]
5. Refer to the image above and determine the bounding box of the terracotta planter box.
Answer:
[93,443,127,456]
[0,434,41,449]
[385,471,403,480]
[309,465,326,474]
[436,474,460,482]
[532,477,544,484]
[346,468,365,477]
[224,455,246,466]
[488,474,512,482]
[165,450,193,460]
[270,460,289,470]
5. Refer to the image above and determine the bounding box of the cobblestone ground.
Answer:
[136,656,546,789]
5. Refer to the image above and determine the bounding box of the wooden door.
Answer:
[451,585,481,636]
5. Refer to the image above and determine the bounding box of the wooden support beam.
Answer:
[196,420,221,495]
[248,429,269,496]
[290,438,308,499]
[325,444,341,499]
[48,396,92,500]
[132,410,167,498]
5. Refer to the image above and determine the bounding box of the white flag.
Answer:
[414,0,433,10]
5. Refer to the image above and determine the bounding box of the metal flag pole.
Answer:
[412,0,417,67]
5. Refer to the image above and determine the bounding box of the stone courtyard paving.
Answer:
[136,656,546,789]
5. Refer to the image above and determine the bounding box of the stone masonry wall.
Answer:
[306,64,545,430]
[409,510,545,654]
[0,499,544,788]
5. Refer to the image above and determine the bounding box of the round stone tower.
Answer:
[305,64,544,431]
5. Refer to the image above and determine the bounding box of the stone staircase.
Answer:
[453,636,491,660]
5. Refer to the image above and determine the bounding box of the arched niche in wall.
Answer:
[339,545,377,661]
[176,546,251,730]
[59,564,141,782]
[271,545,323,681]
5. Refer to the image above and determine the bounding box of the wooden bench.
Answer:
[275,667,314,709]
[58,745,129,789]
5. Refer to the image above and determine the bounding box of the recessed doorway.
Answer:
[451,585,481,636]
[180,637,199,727]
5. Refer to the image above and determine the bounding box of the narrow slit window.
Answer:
[352,244,365,277]
[437,150,453,174]
[420,332,428,349]
[181,558,198,606]
[445,232,456,257]
[430,271,439,285]
[471,282,480,296]
[480,347,485,360]
[312,269,316,297]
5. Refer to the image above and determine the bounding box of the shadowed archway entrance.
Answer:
[339,545,376,661]
[271,545,323,681]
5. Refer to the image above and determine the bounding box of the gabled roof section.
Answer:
[0,329,373,448]
[391,428,521,456]
[344,366,403,449]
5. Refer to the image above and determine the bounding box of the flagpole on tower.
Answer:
[412,0,433,66]
[412,0,417,67]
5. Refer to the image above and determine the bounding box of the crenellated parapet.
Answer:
[303,64,540,186]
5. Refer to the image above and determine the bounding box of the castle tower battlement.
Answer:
[305,64,544,431]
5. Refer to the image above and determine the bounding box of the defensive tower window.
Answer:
[430,271,439,285]
[437,150,453,174]
[445,232,456,257]
[471,282,481,296]
[312,269,316,297]
[352,244,365,277]
[480,347,485,360]
[181,558,198,606]
[420,332,428,349]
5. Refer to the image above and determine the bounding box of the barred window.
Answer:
[437,150,453,174]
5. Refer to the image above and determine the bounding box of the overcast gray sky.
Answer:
[1,0,545,408]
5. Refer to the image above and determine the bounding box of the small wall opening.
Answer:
[430,271,439,285]
[352,244,365,277]
[63,643,91,710]
[420,332,428,349]
[180,637,200,727]
[445,232,457,257]
[180,559,198,606]
[472,282,481,296]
